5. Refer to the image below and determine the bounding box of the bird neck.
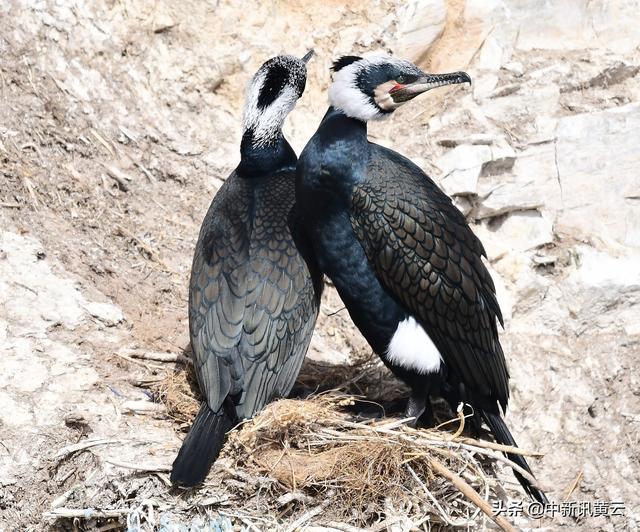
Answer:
[237,128,297,177]
[323,106,368,135]
[313,107,369,152]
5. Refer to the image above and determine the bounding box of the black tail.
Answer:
[170,402,235,486]
[482,410,548,504]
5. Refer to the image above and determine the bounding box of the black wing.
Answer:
[189,172,320,419]
[349,145,509,409]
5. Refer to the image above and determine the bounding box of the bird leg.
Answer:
[405,393,427,428]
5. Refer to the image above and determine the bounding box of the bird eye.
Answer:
[396,75,405,84]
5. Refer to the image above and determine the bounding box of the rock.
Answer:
[0,232,86,329]
[562,246,640,335]
[395,0,446,61]
[491,211,554,252]
[574,246,640,287]
[436,144,492,196]
[474,210,553,256]
[84,301,124,326]
[472,72,499,100]
[474,181,545,219]
[307,335,351,366]
[436,133,496,148]
[153,12,177,33]
[511,0,640,54]
[556,103,640,247]
[561,62,640,93]
[482,138,516,176]
[508,143,562,218]
[503,61,524,77]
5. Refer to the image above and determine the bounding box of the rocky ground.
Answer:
[0,0,639,530]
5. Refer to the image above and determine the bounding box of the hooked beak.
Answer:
[301,49,315,64]
[390,71,471,103]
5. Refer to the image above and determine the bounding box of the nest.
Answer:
[220,394,532,531]
[151,366,200,424]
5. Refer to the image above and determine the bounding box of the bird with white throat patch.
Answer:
[295,53,547,504]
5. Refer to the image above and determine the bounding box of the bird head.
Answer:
[328,55,471,121]
[243,50,314,147]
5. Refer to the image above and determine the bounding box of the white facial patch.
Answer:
[242,72,299,148]
[374,80,402,112]
[328,55,417,122]
[386,317,442,374]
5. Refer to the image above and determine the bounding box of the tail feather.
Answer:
[482,410,549,504]
[170,402,235,486]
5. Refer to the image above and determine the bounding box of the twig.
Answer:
[135,162,155,182]
[284,500,331,532]
[451,403,466,439]
[121,400,166,414]
[453,442,543,489]
[563,469,583,500]
[128,375,166,387]
[323,518,403,532]
[112,351,166,371]
[19,174,38,208]
[407,464,468,528]
[55,438,124,459]
[104,459,171,472]
[276,491,315,506]
[128,351,190,364]
[43,507,131,519]
[118,126,138,144]
[429,457,516,532]
[90,129,115,156]
[458,437,544,457]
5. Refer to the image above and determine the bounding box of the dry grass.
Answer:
[151,366,200,424]
[219,394,529,530]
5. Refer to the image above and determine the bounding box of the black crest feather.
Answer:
[331,55,363,72]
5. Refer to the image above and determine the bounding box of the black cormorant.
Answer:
[171,51,323,486]
[295,54,547,503]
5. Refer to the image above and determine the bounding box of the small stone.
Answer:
[84,301,124,326]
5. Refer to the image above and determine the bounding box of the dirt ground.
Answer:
[1,1,639,531]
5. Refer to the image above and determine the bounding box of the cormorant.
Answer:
[295,54,547,503]
[171,51,323,487]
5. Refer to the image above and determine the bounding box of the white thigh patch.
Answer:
[386,317,442,374]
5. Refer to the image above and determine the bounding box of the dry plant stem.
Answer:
[54,438,124,459]
[44,508,130,519]
[323,520,401,532]
[459,437,544,457]
[563,469,583,500]
[284,500,331,532]
[129,351,190,363]
[429,457,516,532]
[104,458,171,472]
[407,463,468,528]
[113,351,165,370]
[455,442,543,489]
[450,406,466,439]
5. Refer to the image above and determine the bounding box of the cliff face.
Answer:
[0,1,638,529]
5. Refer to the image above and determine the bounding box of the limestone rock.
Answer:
[436,144,492,196]
[491,211,554,252]
[396,0,446,62]
[556,103,640,248]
